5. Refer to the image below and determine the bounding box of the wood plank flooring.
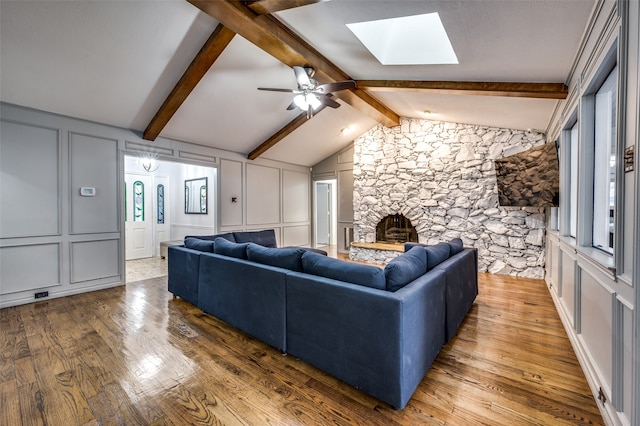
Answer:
[1,270,604,425]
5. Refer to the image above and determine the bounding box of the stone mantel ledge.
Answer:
[349,242,405,265]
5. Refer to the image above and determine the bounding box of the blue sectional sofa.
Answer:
[168,230,478,409]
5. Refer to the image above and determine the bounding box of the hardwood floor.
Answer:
[1,270,604,425]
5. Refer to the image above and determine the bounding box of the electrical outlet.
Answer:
[34,291,48,299]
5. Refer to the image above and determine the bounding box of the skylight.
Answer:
[346,12,458,65]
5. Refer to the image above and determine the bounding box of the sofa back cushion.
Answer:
[246,243,305,272]
[214,238,249,259]
[184,237,215,253]
[384,246,428,291]
[448,238,464,255]
[233,229,277,248]
[185,232,235,242]
[425,242,451,270]
[301,251,386,290]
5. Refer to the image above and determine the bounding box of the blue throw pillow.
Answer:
[448,238,464,255]
[246,243,305,272]
[184,237,215,252]
[404,242,427,252]
[425,242,451,270]
[384,246,428,291]
[301,251,386,290]
[213,237,248,259]
[233,230,277,248]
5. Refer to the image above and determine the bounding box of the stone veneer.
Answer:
[351,118,548,278]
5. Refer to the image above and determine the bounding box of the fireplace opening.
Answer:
[376,214,418,243]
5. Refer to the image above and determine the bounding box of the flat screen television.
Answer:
[494,142,559,207]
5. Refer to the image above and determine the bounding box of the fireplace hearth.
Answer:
[376,214,418,243]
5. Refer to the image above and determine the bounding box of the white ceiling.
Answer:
[0,0,595,167]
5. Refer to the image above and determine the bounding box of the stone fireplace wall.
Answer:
[352,118,548,278]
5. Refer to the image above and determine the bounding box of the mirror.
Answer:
[185,177,207,214]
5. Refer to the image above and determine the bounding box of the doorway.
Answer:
[124,155,172,261]
[314,180,337,248]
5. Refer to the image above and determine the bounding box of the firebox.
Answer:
[375,214,418,243]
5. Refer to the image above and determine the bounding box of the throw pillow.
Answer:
[425,242,451,270]
[384,246,428,292]
[184,237,214,252]
[448,238,464,255]
[301,251,385,290]
[214,237,248,259]
[246,243,305,272]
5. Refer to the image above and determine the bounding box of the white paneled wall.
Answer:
[0,102,312,308]
[545,1,638,424]
[1,105,123,308]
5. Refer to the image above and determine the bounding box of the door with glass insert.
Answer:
[125,174,153,260]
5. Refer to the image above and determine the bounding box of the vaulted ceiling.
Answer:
[0,0,595,166]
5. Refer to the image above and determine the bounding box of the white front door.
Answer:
[125,174,153,260]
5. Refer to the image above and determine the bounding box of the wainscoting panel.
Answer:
[0,243,61,294]
[70,132,119,234]
[70,239,120,284]
[246,163,280,225]
[560,248,577,327]
[220,159,243,227]
[337,169,353,223]
[0,120,60,238]
[579,266,614,395]
[282,170,309,223]
[283,225,310,247]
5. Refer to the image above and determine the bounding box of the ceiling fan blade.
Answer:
[293,65,312,88]
[257,87,295,92]
[314,80,356,94]
[317,95,341,109]
[286,99,298,110]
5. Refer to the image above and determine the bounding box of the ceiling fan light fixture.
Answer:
[308,94,321,110]
[293,94,309,110]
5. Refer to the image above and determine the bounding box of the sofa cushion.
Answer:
[426,242,451,270]
[233,229,277,248]
[184,237,215,253]
[214,238,249,259]
[185,232,235,242]
[301,251,386,290]
[246,243,305,272]
[384,246,428,292]
[448,238,464,255]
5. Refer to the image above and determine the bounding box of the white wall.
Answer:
[545,1,638,424]
[0,102,312,308]
[1,105,123,308]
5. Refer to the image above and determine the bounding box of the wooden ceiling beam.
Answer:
[143,24,236,141]
[356,80,569,99]
[187,0,400,127]
[248,109,322,160]
[243,0,327,15]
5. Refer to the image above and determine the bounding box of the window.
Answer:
[592,66,617,254]
[569,122,579,237]
[200,185,207,213]
[157,184,164,224]
[133,181,144,222]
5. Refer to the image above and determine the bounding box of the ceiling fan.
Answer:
[258,66,356,118]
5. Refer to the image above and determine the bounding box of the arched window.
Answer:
[133,181,144,222]
[157,184,165,224]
